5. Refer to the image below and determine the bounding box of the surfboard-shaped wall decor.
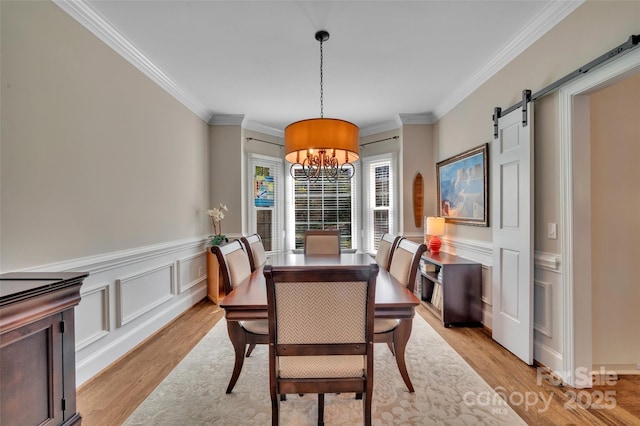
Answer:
[413,173,424,228]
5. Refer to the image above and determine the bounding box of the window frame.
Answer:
[246,153,285,254]
[362,152,397,254]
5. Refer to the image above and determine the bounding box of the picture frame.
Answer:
[436,143,489,226]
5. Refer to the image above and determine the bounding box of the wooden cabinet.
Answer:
[419,252,482,327]
[0,271,88,426]
[206,249,225,304]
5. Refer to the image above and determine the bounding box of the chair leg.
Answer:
[271,392,280,426]
[393,320,415,393]
[245,343,257,357]
[317,393,325,426]
[386,341,395,355]
[226,322,247,393]
[363,391,372,426]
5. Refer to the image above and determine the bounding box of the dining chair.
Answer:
[212,240,269,394]
[240,233,267,271]
[264,263,378,426]
[373,237,427,393]
[303,229,341,255]
[374,233,401,271]
[239,233,268,357]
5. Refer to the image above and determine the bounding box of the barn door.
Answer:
[491,96,534,364]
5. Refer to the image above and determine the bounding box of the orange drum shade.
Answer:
[284,118,359,165]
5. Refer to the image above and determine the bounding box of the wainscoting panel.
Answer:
[117,263,175,327]
[481,265,493,328]
[441,236,563,372]
[24,236,208,386]
[533,251,563,373]
[75,283,110,350]
[177,251,207,294]
[534,279,552,337]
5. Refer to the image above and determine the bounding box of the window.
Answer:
[247,154,284,253]
[286,165,359,251]
[362,153,396,253]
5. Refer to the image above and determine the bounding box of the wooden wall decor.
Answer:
[413,173,424,227]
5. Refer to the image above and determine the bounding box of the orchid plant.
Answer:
[206,202,228,246]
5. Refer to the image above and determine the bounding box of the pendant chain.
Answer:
[319,38,324,118]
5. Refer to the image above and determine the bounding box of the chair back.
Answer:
[375,233,401,271]
[303,229,341,255]
[388,238,427,292]
[264,263,377,423]
[211,240,252,294]
[240,233,267,271]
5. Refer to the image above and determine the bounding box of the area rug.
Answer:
[124,315,525,425]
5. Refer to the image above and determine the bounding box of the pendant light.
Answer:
[284,30,359,182]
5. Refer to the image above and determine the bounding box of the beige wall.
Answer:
[1,1,210,271]
[590,74,640,366]
[401,124,435,239]
[433,0,640,248]
[209,125,243,236]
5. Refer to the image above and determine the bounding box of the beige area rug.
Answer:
[124,315,525,425]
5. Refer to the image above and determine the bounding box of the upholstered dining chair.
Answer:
[240,233,267,271]
[264,263,378,426]
[239,233,268,358]
[374,238,427,393]
[374,233,402,271]
[303,229,341,255]
[212,240,269,394]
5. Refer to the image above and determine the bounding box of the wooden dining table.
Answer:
[220,252,421,393]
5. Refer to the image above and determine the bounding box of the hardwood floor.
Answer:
[77,298,639,425]
[418,304,640,426]
[76,299,224,426]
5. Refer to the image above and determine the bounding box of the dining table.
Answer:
[219,252,421,393]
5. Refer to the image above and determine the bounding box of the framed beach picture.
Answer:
[436,143,489,226]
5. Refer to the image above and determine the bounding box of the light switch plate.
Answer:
[548,223,557,239]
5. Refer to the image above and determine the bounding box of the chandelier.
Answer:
[284,30,360,182]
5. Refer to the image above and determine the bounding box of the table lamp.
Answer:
[426,216,445,254]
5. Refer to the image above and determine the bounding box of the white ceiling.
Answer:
[56,0,581,136]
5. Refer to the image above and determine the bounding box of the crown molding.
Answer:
[360,117,403,137]
[398,113,437,125]
[209,114,245,126]
[53,0,584,132]
[242,119,284,138]
[433,0,584,119]
[52,0,212,123]
[208,116,284,139]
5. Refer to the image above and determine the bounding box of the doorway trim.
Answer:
[558,47,640,388]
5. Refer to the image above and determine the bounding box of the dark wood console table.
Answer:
[419,252,482,327]
[0,271,88,426]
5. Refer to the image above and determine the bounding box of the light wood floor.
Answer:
[77,298,640,425]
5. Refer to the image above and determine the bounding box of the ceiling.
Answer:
[57,0,581,136]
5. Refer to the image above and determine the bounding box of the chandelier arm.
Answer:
[340,162,356,180]
[323,156,339,182]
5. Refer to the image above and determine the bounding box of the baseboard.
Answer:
[76,287,205,385]
[534,340,564,375]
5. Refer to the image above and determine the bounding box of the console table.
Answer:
[419,252,482,327]
[0,271,88,426]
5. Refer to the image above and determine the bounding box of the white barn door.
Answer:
[491,101,534,364]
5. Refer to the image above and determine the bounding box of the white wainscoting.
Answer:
[25,236,208,386]
[442,237,563,370]
[533,250,564,373]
